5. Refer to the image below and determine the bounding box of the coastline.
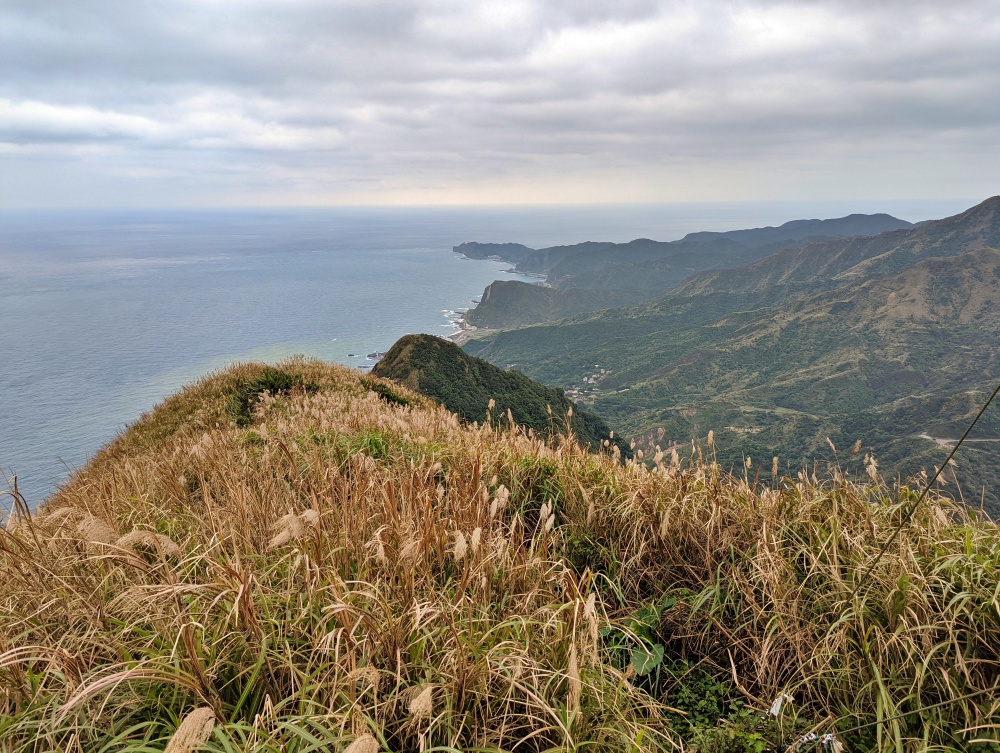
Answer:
[448,251,548,346]
[448,257,524,347]
[449,311,495,346]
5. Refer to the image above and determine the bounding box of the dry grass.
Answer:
[1,358,999,752]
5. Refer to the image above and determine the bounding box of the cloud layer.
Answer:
[2,0,998,206]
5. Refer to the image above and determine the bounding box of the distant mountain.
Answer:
[453,242,537,264]
[676,196,1000,306]
[456,212,915,329]
[464,198,1000,513]
[679,212,913,246]
[372,334,629,455]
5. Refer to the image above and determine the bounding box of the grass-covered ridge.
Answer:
[373,334,629,457]
[2,359,1000,751]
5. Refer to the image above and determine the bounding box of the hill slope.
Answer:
[373,334,628,455]
[3,360,999,751]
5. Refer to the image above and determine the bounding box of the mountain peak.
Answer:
[902,194,1000,252]
[933,195,1000,224]
[373,334,629,455]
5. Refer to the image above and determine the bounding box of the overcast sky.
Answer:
[2,0,998,208]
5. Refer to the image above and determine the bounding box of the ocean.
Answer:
[0,200,970,508]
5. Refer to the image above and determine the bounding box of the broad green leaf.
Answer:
[630,643,664,676]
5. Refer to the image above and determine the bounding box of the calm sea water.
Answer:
[0,200,970,508]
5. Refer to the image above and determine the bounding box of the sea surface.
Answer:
[0,200,971,509]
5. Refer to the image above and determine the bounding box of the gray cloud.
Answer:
[1,0,998,206]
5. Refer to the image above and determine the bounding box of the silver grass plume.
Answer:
[164,707,215,753]
[344,734,379,753]
[267,512,304,550]
[408,685,434,719]
[567,643,581,713]
[116,530,182,559]
[76,514,118,546]
[452,530,468,561]
[469,527,482,555]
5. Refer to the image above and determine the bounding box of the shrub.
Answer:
[226,366,305,426]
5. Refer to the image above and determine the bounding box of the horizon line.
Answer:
[0,196,986,212]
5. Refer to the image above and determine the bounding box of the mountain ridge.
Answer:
[677,196,1000,301]
[454,211,915,329]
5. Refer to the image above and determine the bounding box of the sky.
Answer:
[2,0,999,208]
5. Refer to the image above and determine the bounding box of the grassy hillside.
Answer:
[466,201,1000,514]
[372,334,629,456]
[2,360,1000,751]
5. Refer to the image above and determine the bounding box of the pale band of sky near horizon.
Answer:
[1,0,998,208]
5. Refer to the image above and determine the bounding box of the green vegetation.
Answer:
[466,198,1000,514]
[359,376,412,407]
[3,360,1000,751]
[372,333,630,456]
[225,365,314,426]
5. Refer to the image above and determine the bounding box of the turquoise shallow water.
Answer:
[0,201,969,508]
